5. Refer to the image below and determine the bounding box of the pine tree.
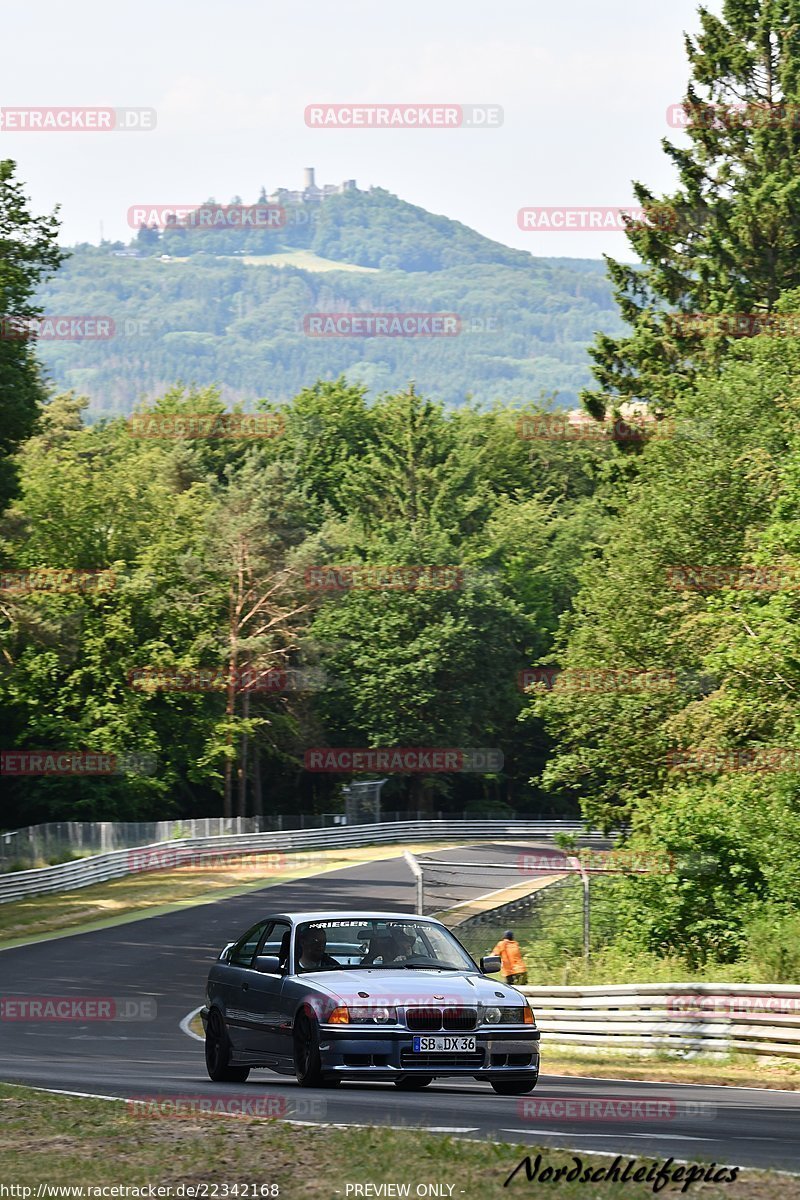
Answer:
[0,160,64,510]
[136,223,160,252]
[583,0,800,419]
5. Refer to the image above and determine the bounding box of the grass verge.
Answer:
[239,250,380,271]
[539,1047,800,1090]
[0,842,461,949]
[0,1082,792,1198]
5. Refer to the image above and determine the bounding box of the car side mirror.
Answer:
[254,955,282,974]
[219,942,235,962]
[480,955,502,974]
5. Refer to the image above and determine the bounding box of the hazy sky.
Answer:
[1,0,714,260]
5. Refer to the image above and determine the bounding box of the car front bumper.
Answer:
[317,1026,540,1079]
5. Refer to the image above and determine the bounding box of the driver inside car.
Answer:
[387,927,417,962]
[362,927,417,965]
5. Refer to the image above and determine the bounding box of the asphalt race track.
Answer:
[1,843,798,1173]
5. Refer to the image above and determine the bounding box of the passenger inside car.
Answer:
[296,926,340,972]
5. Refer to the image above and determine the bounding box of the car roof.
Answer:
[266,911,443,925]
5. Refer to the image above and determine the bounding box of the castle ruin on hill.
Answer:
[268,168,357,205]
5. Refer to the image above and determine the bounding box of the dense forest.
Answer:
[4,0,800,978]
[0,380,604,826]
[34,189,624,414]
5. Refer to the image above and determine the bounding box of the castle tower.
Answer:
[303,167,316,190]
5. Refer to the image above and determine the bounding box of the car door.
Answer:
[221,920,271,1051]
[238,920,292,1059]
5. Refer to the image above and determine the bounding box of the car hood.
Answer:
[296,969,524,1007]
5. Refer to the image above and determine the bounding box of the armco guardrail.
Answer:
[449,875,572,930]
[521,983,800,1058]
[0,820,605,905]
[0,811,581,868]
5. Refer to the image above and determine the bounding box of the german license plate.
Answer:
[412,1035,476,1052]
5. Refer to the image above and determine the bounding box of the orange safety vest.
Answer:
[492,938,525,975]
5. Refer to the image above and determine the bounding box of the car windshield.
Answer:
[293,918,476,973]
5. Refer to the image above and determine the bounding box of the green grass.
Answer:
[539,1047,800,1090]
[457,877,779,986]
[0,1083,790,1198]
[237,250,380,272]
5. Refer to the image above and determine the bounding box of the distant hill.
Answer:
[35,187,625,416]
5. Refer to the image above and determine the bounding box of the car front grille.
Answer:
[406,1007,442,1031]
[442,1007,477,1030]
[405,1007,477,1031]
[400,1049,485,1069]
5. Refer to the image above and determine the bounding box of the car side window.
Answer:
[258,921,292,972]
[229,920,270,968]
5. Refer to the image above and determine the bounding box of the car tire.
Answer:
[490,1078,538,1095]
[293,1010,340,1088]
[394,1076,434,1090]
[205,1009,250,1083]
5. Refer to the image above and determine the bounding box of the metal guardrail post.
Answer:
[403,850,423,914]
[568,854,591,963]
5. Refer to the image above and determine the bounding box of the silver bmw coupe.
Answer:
[202,911,540,1093]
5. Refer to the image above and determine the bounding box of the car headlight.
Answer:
[329,1005,398,1024]
[482,1005,533,1025]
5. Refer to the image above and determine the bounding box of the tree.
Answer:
[136,224,160,252]
[340,385,489,539]
[204,460,314,818]
[0,160,65,510]
[529,334,792,831]
[583,0,800,418]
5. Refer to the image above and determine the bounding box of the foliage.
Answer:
[0,160,65,509]
[583,0,800,417]
[0,384,606,825]
[34,188,624,415]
